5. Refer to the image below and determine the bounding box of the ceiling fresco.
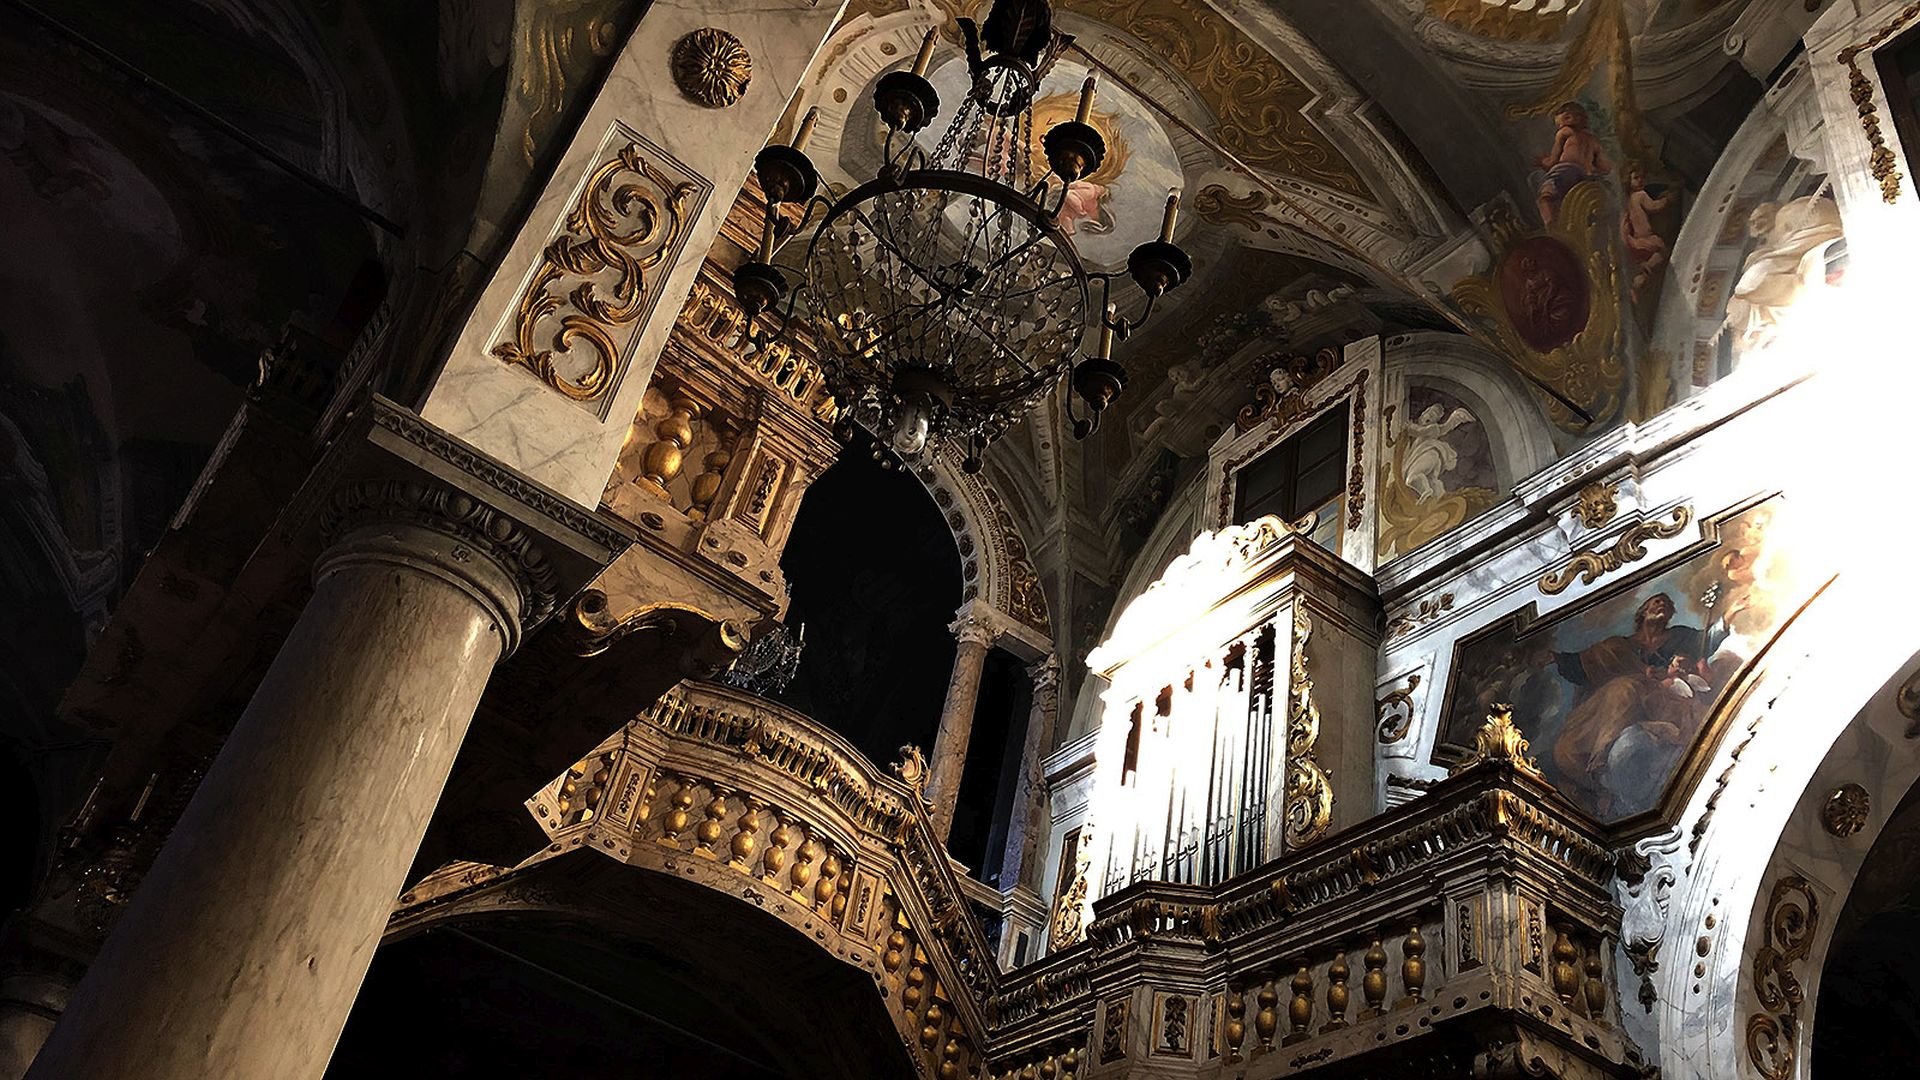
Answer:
[795,0,1830,655]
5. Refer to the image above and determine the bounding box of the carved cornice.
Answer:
[367,400,632,553]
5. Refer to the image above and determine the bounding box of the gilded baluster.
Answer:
[1583,945,1607,1020]
[1019,1065,1036,1080]
[815,849,842,914]
[1361,938,1388,1017]
[689,436,733,518]
[1223,986,1247,1061]
[939,1038,965,1080]
[728,797,763,868]
[639,393,700,499]
[762,818,792,881]
[1059,1047,1079,1078]
[1398,925,1427,1007]
[1322,951,1350,1032]
[904,958,927,1009]
[1284,964,1313,1044]
[656,776,698,847]
[921,1002,944,1050]
[695,786,730,856]
[1551,929,1580,1005]
[633,770,658,828]
[1037,1054,1056,1079]
[882,929,908,973]
[790,837,818,897]
[1254,981,1278,1051]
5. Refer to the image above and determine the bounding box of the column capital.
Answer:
[319,478,556,653]
[949,606,1005,649]
[1028,654,1062,696]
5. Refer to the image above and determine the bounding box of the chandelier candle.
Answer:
[791,107,819,153]
[1160,189,1180,243]
[1076,76,1096,125]
[911,29,937,78]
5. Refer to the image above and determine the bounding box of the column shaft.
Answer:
[926,614,999,842]
[26,513,526,1080]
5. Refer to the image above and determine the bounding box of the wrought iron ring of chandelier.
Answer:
[729,3,1191,472]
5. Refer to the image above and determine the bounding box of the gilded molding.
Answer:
[1746,874,1818,1080]
[1821,783,1870,838]
[493,129,708,407]
[1375,673,1421,744]
[1385,592,1453,640]
[1837,2,1920,205]
[671,28,752,109]
[1448,705,1542,780]
[1049,822,1093,949]
[1284,605,1335,848]
[1538,505,1693,595]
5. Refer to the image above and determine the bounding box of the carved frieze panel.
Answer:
[492,123,713,416]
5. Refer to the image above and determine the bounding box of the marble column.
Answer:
[0,972,67,1080]
[926,611,1000,843]
[25,479,552,1080]
[999,656,1061,889]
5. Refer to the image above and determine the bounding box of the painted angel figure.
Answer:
[1399,403,1477,500]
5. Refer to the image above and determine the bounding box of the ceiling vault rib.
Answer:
[1062,41,1595,424]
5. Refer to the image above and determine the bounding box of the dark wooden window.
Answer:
[1233,403,1348,528]
[1877,25,1920,184]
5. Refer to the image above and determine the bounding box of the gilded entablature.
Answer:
[493,124,712,414]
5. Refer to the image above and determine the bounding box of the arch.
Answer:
[1647,65,1832,404]
[908,454,1053,650]
[1620,571,1920,1078]
[1381,330,1558,490]
[371,855,917,1079]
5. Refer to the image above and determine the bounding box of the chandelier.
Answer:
[732,0,1189,471]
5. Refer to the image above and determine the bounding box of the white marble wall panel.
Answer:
[423,0,850,506]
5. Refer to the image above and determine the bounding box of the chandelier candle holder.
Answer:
[733,0,1189,471]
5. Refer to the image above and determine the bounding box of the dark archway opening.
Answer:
[1811,778,1920,1075]
[332,860,914,1080]
[775,431,961,768]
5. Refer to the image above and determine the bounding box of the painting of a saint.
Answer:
[1438,501,1802,821]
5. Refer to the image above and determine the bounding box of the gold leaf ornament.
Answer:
[672,27,752,109]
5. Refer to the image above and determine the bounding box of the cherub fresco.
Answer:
[1535,101,1611,226]
[1619,162,1676,300]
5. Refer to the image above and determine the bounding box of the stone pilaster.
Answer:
[24,476,556,1080]
[999,655,1061,890]
[926,609,1002,843]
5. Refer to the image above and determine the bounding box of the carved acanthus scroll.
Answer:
[494,127,709,407]
[1284,606,1334,847]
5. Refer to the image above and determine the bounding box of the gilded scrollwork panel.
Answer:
[493,124,713,413]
